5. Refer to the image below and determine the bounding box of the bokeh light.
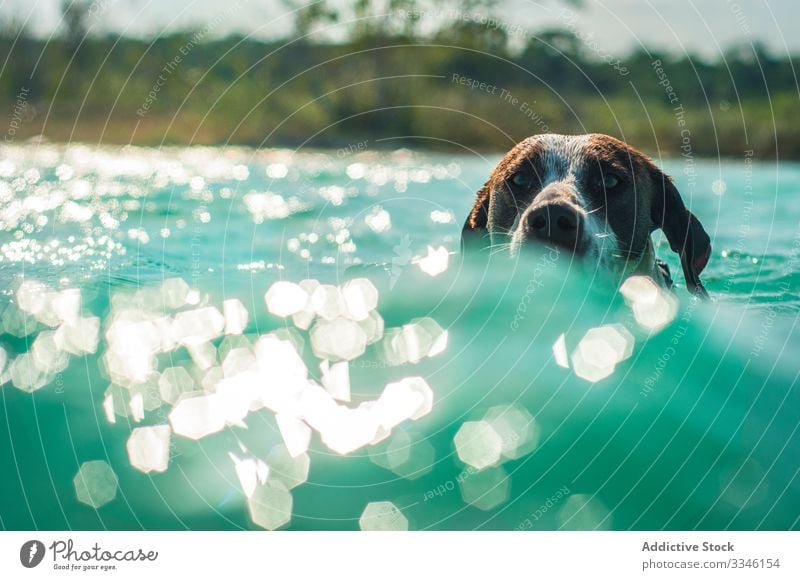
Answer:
[454,421,503,470]
[73,460,119,508]
[126,425,171,474]
[359,501,409,531]
[620,276,679,332]
[459,466,510,511]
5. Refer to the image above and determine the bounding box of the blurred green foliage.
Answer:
[0,0,797,158]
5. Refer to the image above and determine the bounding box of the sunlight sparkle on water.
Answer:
[557,494,611,530]
[169,394,226,440]
[275,413,312,457]
[571,324,635,383]
[215,372,262,426]
[254,334,308,380]
[221,347,256,378]
[223,298,248,334]
[341,278,379,321]
[372,377,433,429]
[103,317,159,384]
[430,210,455,224]
[359,501,408,531]
[483,404,539,460]
[552,333,569,368]
[54,316,100,355]
[364,206,392,233]
[454,421,503,470]
[320,360,351,402]
[460,466,510,511]
[319,405,380,455]
[17,280,60,326]
[2,264,447,526]
[264,281,308,317]
[620,275,679,332]
[158,366,197,405]
[266,163,288,179]
[159,278,191,309]
[126,425,171,474]
[310,318,367,361]
[416,245,449,276]
[266,444,310,490]
[358,309,385,345]
[247,480,293,530]
[172,306,225,346]
[310,284,345,320]
[187,341,217,370]
[369,430,435,480]
[379,318,447,366]
[230,452,270,498]
[9,353,47,392]
[244,191,306,222]
[73,460,118,508]
[31,330,69,374]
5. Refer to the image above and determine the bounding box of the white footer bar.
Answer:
[1,532,797,579]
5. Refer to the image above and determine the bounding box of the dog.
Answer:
[461,133,712,297]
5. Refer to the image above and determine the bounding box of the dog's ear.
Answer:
[650,168,712,297]
[461,180,491,252]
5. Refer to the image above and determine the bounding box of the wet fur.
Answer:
[462,133,712,296]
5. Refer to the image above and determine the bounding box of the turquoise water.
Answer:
[1,143,799,531]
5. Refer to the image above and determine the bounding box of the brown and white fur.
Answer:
[462,133,712,297]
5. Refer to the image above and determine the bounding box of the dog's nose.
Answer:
[524,204,584,250]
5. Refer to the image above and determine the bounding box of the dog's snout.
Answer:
[523,204,584,252]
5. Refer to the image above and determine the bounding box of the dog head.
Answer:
[462,133,712,296]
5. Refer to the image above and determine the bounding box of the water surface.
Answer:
[1,143,798,531]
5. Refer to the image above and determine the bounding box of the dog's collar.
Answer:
[627,239,671,288]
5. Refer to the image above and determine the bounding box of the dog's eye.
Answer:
[601,173,620,189]
[510,172,529,187]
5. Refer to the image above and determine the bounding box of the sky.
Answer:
[3,0,798,59]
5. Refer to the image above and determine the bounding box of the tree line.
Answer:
[0,0,796,158]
